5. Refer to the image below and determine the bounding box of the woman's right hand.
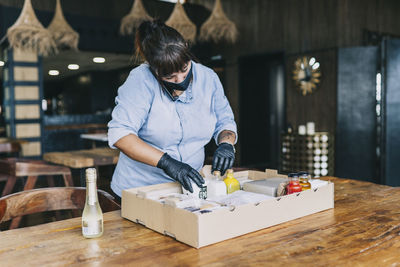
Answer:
[157,153,204,193]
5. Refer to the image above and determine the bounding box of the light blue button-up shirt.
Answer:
[108,61,237,196]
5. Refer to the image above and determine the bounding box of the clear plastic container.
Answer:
[207,171,227,198]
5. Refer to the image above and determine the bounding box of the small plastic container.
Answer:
[182,180,208,199]
[207,171,227,199]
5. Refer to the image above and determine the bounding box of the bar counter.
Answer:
[1,177,400,266]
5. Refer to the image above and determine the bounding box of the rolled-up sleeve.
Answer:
[108,70,154,148]
[211,72,238,145]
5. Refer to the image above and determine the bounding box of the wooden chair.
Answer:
[0,187,120,229]
[0,142,21,157]
[0,158,74,197]
[0,158,74,228]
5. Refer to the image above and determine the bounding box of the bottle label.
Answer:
[199,185,207,199]
[82,219,102,236]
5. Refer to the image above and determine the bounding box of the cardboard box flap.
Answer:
[135,182,182,198]
[265,169,288,179]
[233,170,288,181]
[200,165,287,181]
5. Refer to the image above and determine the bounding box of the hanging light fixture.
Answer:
[6,0,57,56]
[120,0,152,36]
[166,1,196,42]
[199,0,238,43]
[47,0,79,50]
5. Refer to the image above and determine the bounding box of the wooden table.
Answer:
[43,147,119,186]
[80,133,108,148]
[80,133,108,142]
[1,177,400,266]
[0,137,27,145]
[43,147,119,169]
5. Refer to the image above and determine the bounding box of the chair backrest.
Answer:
[0,158,71,176]
[0,187,120,224]
[0,142,21,156]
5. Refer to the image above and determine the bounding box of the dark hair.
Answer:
[135,19,193,79]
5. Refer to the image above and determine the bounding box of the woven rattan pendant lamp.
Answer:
[199,0,238,43]
[47,0,79,50]
[166,1,196,42]
[120,0,152,36]
[6,0,57,56]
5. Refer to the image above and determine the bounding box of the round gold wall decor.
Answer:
[293,56,321,95]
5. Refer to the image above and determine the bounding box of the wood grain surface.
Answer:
[0,138,27,145]
[1,177,400,266]
[43,148,119,168]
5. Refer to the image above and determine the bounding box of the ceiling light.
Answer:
[159,0,184,2]
[312,62,320,70]
[42,99,48,111]
[0,61,4,67]
[68,64,79,70]
[93,57,105,63]
[79,75,91,84]
[48,70,60,76]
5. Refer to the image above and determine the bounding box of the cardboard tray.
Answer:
[121,169,334,248]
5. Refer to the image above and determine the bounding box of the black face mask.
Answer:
[161,64,193,92]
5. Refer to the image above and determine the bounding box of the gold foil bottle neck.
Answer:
[213,170,221,176]
[85,168,97,183]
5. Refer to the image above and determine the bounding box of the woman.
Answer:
[108,20,237,200]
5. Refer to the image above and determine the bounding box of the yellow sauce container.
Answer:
[224,169,240,194]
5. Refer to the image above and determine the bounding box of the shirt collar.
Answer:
[176,82,193,103]
[176,60,195,103]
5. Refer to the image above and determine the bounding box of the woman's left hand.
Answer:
[212,143,235,175]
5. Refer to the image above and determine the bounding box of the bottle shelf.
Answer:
[279,132,335,177]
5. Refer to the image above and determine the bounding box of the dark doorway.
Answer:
[335,40,400,186]
[335,46,378,183]
[238,52,285,169]
[383,38,400,186]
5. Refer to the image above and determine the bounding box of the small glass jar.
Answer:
[286,173,302,194]
[298,171,311,191]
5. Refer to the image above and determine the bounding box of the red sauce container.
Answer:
[286,173,302,194]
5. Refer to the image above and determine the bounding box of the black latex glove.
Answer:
[212,142,235,175]
[157,153,204,193]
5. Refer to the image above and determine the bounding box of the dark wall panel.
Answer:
[336,46,378,182]
[384,39,400,186]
